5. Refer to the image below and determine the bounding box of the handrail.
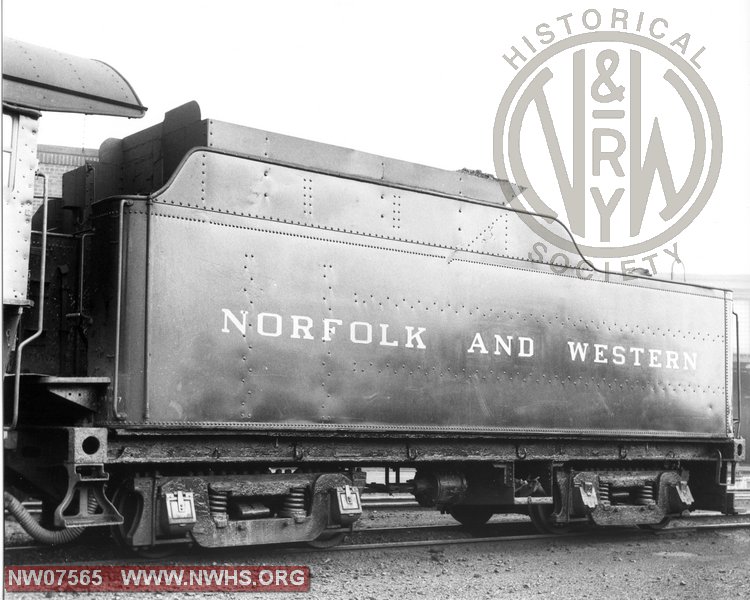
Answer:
[112,199,131,419]
[73,231,95,320]
[12,173,48,429]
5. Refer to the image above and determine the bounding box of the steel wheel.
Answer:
[528,504,574,534]
[637,517,672,530]
[111,485,181,558]
[110,485,141,550]
[307,527,346,548]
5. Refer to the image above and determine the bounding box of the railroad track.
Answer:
[6,513,750,560]
[329,518,750,553]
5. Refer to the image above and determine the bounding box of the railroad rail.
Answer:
[6,513,750,559]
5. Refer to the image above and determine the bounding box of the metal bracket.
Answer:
[165,491,195,521]
[332,485,362,527]
[293,444,308,461]
[674,480,695,506]
[161,491,196,535]
[54,464,123,528]
[576,480,599,509]
[714,450,729,487]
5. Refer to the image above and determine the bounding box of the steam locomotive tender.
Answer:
[3,39,745,553]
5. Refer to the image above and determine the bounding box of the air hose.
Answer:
[4,492,84,545]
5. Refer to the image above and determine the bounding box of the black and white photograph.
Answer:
[2,1,749,598]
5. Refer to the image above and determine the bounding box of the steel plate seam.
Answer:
[96,420,728,439]
[148,207,728,303]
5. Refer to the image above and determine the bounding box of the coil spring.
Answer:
[87,492,99,515]
[278,487,307,518]
[208,489,229,514]
[635,483,656,506]
[599,481,611,507]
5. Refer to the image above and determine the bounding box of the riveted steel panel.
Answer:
[106,151,731,438]
[2,112,39,305]
[88,200,149,421]
[160,151,584,269]
[206,119,520,206]
[84,108,519,205]
[19,232,82,375]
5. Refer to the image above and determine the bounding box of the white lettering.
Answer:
[594,343,609,363]
[290,315,314,340]
[379,324,399,347]
[257,312,282,337]
[494,335,513,356]
[630,347,644,366]
[322,319,343,342]
[612,345,626,365]
[290,569,306,586]
[468,333,489,354]
[405,326,427,349]
[568,341,589,361]
[222,310,700,371]
[221,309,247,335]
[518,336,534,357]
[350,321,373,344]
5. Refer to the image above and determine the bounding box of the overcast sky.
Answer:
[3,0,749,279]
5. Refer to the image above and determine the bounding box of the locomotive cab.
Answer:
[3,37,146,540]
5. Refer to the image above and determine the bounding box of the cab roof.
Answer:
[2,37,146,118]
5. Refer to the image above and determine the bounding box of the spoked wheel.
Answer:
[637,517,672,530]
[528,504,575,535]
[307,527,346,548]
[111,486,182,558]
[449,505,494,527]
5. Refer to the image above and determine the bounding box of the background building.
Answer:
[33,145,98,232]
